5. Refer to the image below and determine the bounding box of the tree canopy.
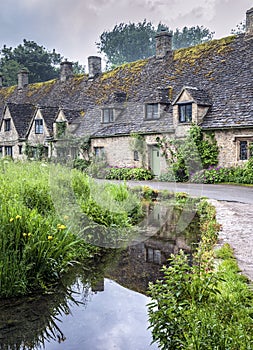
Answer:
[0,39,85,86]
[96,20,214,67]
[230,20,246,34]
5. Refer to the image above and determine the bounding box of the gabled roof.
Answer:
[2,103,36,139]
[59,108,83,123]
[172,86,212,106]
[34,106,59,136]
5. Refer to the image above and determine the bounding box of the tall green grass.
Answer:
[0,160,141,297]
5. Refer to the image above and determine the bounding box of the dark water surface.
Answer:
[0,202,200,350]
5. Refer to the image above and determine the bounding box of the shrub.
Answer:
[105,167,154,180]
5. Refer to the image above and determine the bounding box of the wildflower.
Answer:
[9,218,14,222]
[57,224,67,230]
[16,215,21,219]
[48,235,53,240]
[28,232,32,237]
[23,233,27,237]
[63,215,69,220]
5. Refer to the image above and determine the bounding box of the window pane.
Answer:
[4,119,11,131]
[179,104,192,123]
[240,141,248,160]
[103,109,113,123]
[35,119,43,134]
[179,105,186,122]
[146,104,159,119]
[186,104,192,122]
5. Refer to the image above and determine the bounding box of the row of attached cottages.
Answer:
[0,7,252,176]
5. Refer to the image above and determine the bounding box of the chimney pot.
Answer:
[246,7,253,36]
[88,56,102,79]
[18,68,29,89]
[155,31,172,59]
[60,60,73,82]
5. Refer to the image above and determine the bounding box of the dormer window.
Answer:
[178,103,192,123]
[102,108,114,123]
[35,119,43,134]
[146,103,159,120]
[4,119,11,131]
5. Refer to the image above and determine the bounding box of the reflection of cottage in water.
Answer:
[107,201,200,294]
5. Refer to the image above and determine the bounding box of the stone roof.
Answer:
[0,33,252,136]
[3,103,36,139]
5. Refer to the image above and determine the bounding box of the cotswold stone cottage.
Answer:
[0,8,252,175]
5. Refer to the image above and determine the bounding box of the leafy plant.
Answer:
[105,167,154,180]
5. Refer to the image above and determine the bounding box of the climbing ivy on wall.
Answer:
[129,133,146,167]
[156,124,219,181]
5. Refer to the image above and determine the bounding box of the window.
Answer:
[102,109,114,123]
[0,146,2,157]
[94,146,105,158]
[4,119,11,131]
[5,146,12,157]
[35,119,43,134]
[18,145,23,155]
[146,103,159,119]
[239,141,247,160]
[134,150,139,161]
[179,103,192,123]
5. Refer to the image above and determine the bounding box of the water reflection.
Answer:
[0,200,200,349]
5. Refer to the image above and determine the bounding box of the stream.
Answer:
[0,201,201,350]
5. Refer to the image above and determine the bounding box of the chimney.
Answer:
[88,56,102,79]
[246,7,253,36]
[155,30,172,59]
[60,59,73,82]
[18,68,29,89]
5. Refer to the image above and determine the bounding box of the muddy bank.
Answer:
[209,199,253,282]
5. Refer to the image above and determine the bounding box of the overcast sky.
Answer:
[0,0,252,68]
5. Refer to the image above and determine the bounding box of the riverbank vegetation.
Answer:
[0,159,142,298]
[148,200,253,349]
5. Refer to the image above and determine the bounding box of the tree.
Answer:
[0,39,85,86]
[231,20,246,34]
[96,20,161,68]
[96,21,214,67]
[172,26,214,49]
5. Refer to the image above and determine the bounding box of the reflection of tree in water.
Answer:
[0,251,118,350]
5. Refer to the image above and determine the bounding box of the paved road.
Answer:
[124,180,253,204]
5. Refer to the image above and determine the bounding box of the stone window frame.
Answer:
[4,118,11,132]
[145,103,159,120]
[101,108,114,123]
[35,119,44,134]
[18,145,23,155]
[178,102,192,123]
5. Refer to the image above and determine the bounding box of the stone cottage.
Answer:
[0,7,252,175]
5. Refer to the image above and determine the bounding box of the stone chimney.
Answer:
[246,7,253,36]
[60,59,73,82]
[155,30,172,59]
[88,56,102,79]
[18,68,29,89]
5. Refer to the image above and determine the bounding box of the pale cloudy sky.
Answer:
[0,0,252,68]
